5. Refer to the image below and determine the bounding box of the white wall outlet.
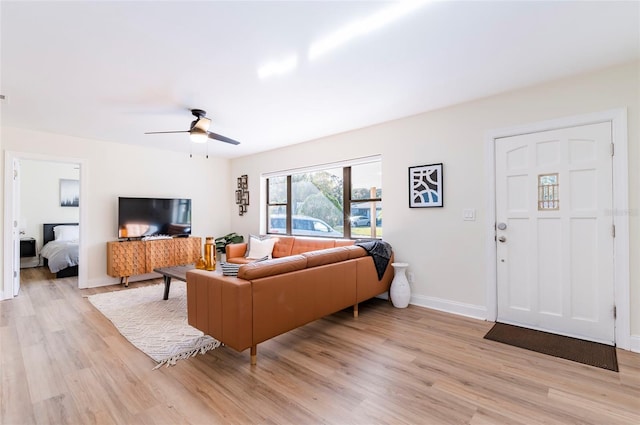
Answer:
[407,272,414,283]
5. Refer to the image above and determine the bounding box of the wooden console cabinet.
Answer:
[107,237,201,286]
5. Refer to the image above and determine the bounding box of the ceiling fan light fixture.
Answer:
[190,129,208,144]
[193,117,211,132]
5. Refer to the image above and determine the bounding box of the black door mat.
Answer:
[484,322,618,372]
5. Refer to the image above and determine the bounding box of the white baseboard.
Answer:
[86,272,161,289]
[410,294,487,320]
[629,335,640,353]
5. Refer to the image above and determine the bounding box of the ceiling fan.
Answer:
[145,109,240,145]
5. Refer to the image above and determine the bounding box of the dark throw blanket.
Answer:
[354,240,392,280]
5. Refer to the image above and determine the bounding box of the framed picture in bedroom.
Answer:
[60,179,79,207]
[408,163,443,208]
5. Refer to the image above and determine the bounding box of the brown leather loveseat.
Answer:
[186,236,393,364]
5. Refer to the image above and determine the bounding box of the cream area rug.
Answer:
[87,281,220,369]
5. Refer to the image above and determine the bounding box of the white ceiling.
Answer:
[1,1,638,159]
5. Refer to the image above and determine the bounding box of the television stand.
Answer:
[106,237,201,286]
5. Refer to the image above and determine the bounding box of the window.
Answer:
[266,158,382,239]
[349,161,382,239]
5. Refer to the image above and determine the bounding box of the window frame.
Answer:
[265,156,381,239]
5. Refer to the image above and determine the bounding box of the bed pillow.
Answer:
[54,225,79,242]
[245,235,278,260]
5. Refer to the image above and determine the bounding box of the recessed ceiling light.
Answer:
[257,55,299,79]
[308,0,430,61]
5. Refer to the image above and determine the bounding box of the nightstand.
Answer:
[20,237,36,258]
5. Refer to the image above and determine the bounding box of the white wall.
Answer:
[1,130,232,291]
[20,159,80,253]
[229,62,640,338]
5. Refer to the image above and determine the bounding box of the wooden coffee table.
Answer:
[153,264,195,300]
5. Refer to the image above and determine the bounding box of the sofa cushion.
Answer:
[238,255,307,280]
[290,237,335,255]
[246,235,278,259]
[226,242,248,260]
[303,247,352,268]
[344,245,368,259]
[272,236,295,258]
[226,256,253,265]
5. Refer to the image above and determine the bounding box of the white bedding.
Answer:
[41,240,79,273]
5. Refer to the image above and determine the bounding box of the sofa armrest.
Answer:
[186,269,253,352]
[226,242,248,259]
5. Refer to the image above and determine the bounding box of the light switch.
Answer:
[463,209,476,221]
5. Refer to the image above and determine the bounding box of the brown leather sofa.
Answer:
[224,235,355,264]
[186,237,393,364]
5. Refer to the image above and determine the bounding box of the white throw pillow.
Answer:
[244,234,269,258]
[246,235,278,259]
[54,225,79,241]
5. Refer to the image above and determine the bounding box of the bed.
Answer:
[41,223,79,278]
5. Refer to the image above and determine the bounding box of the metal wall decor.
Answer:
[236,174,249,215]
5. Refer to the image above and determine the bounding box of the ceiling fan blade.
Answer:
[207,131,240,145]
[144,130,189,135]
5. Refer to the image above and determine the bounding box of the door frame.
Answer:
[484,108,629,350]
[2,151,89,300]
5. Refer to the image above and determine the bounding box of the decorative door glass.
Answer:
[538,173,559,210]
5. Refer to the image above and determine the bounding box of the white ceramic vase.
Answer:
[390,262,410,308]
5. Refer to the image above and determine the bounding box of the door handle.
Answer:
[498,236,507,243]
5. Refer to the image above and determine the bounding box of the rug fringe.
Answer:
[153,339,222,370]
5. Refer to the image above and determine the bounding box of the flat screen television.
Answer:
[118,197,192,239]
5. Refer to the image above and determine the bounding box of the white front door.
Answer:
[495,122,615,345]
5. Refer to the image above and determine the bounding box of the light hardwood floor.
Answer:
[1,267,639,424]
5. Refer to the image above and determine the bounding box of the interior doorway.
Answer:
[3,152,88,300]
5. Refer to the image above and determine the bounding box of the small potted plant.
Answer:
[214,232,244,261]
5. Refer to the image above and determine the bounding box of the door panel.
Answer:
[12,159,21,296]
[537,218,561,315]
[496,122,614,344]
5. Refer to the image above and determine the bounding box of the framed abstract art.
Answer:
[408,163,443,208]
[60,179,79,207]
